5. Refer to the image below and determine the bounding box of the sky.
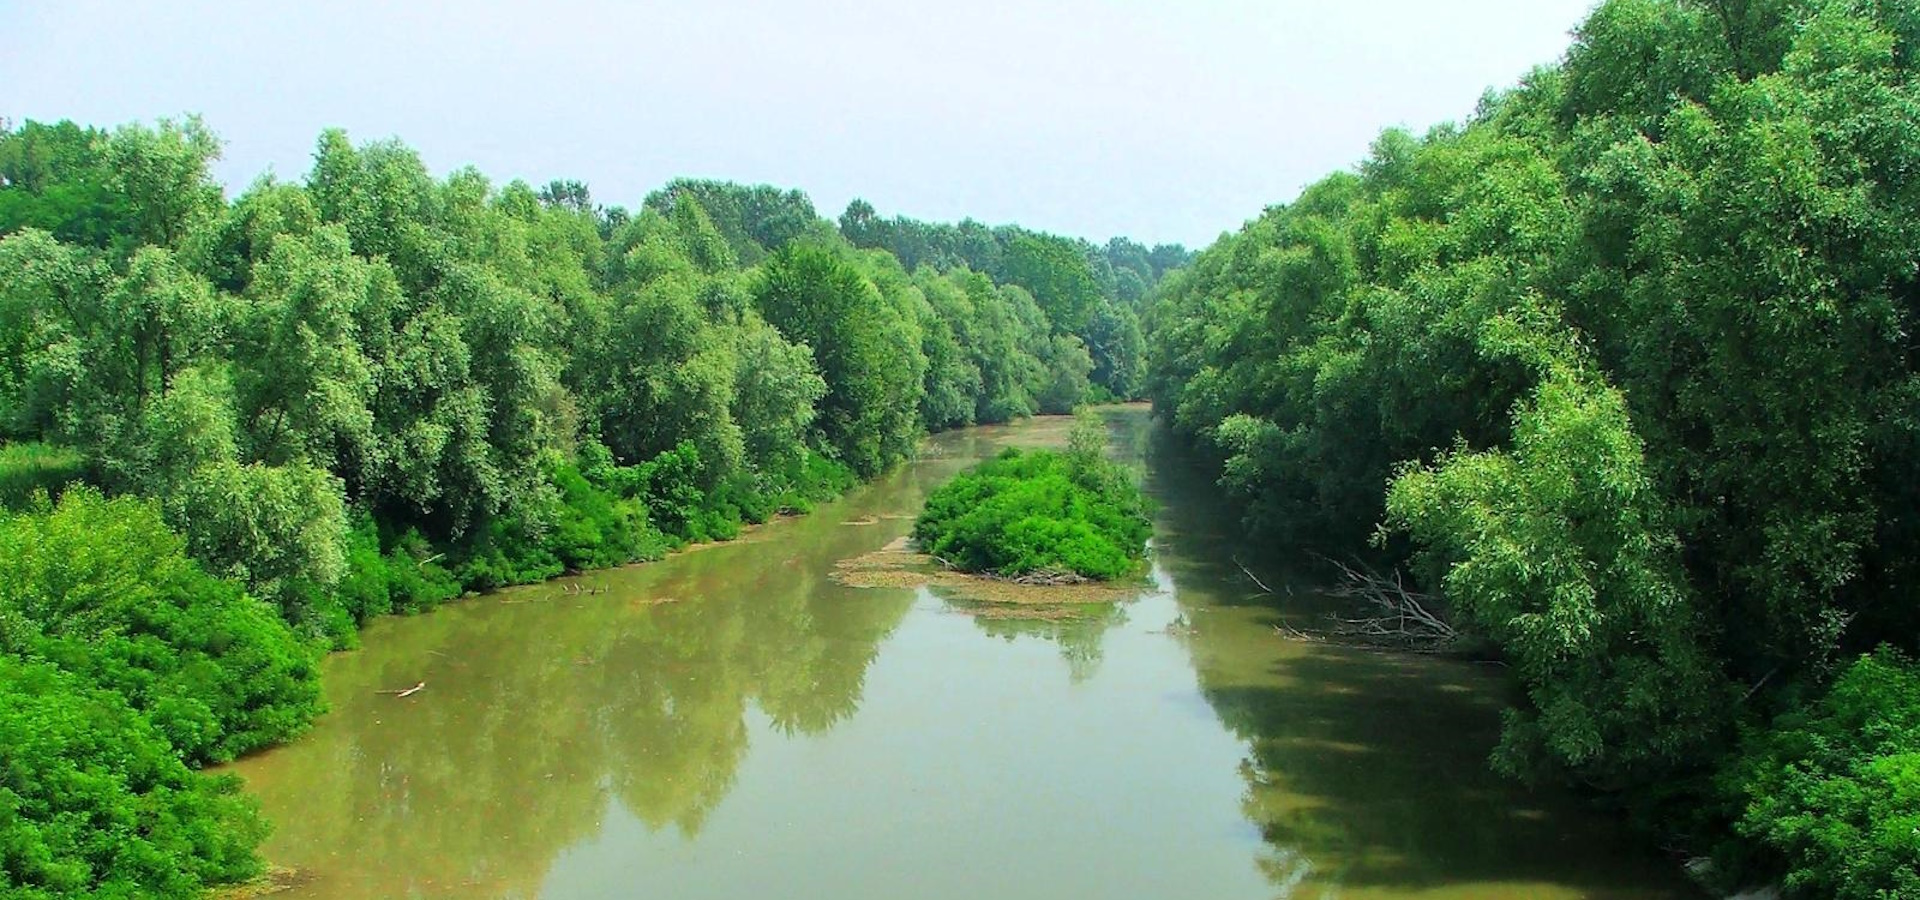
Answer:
[0,0,1597,248]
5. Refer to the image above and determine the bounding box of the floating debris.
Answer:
[210,865,305,897]
[832,536,1139,619]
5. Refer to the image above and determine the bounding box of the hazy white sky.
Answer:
[0,0,1596,247]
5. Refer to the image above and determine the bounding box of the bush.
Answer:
[0,488,323,765]
[545,458,667,570]
[1719,646,1920,900]
[165,460,349,641]
[0,655,266,899]
[454,512,566,592]
[454,452,675,591]
[337,512,461,626]
[764,449,857,515]
[914,419,1149,581]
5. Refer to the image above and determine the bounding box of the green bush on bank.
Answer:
[1717,646,1920,900]
[0,490,312,896]
[0,488,323,765]
[914,413,1150,581]
[0,655,266,900]
[453,442,858,592]
[336,512,462,625]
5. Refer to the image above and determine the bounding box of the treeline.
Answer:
[839,199,1190,400]
[0,116,1180,897]
[1146,1,1919,896]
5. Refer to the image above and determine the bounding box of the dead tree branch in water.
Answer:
[1319,555,1455,649]
[1234,557,1291,597]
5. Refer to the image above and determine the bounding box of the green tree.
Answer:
[999,233,1102,335]
[754,243,925,476]
[103,116,224,250]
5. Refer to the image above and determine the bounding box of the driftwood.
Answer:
[1234,557,1292,597]
[1318,555,1456,649]
[1235,558,1276,594]
[1239,554,1456,651]
[377,681,426,698]
[1005,568,1093,586]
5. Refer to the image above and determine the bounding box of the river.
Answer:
[226,406,1695,899]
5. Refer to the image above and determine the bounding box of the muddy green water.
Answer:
[227,408,1694,899]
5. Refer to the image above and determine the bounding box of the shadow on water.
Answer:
[953,598,1130,684]
[1134,408,1693,899]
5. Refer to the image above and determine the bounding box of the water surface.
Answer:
[229,408,1694,899]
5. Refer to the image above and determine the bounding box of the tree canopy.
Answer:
[1145,0,1920,891]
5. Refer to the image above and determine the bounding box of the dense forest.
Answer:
[0,116,1184,896]
[1146,0,1919,896]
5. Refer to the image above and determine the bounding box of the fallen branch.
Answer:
[377,681,426,698]
[1006,567,1092,586]
[1273,622,1323,643]
[1315,554,1456,650]
[1234,557,1275,595]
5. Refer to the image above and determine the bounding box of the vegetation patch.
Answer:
[0,489,324,899]
[912,413,1151,582]
[1716,647,1920,900]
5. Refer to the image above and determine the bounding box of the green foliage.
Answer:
[0,655,267,899]
[166,460,350,643]
[0,443,83,509]
[0,117,222,255]
[729,311,827,475]
[1083,300,1146,400]
[836,201,1184,401]
[1002,233,1104,336]
[1035,333,1095,415]
[644,179,823,265]
[336,512,460,624]
[1720,647,1920,900]
[545,456,668,568]
[764,449,859,514]
[454,512,565,592]
[3,118,1138,622]
[0,488,323,765]
[914,423,1150,581]
[754,243,926,476]
[1387,363,1727,786]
